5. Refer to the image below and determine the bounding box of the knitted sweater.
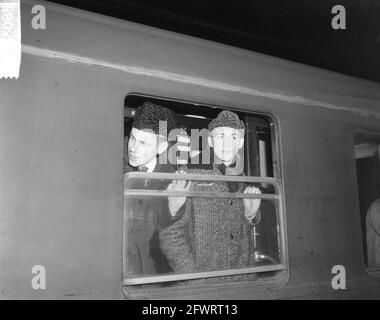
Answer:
[159,166,255,275]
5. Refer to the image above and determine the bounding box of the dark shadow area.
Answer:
[48,0,380,83]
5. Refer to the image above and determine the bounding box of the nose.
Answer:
[129,140,137,153]
[223,136,232,148]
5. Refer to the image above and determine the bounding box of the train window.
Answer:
[354,131,380,271]
[122,94,287,295]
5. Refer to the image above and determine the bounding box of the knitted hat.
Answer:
[208,110,245,132]
[132,102,176,135]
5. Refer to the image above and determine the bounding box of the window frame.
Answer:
[122,93,288,293]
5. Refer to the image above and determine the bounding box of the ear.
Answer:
[157,140,169,155]
[238,136,244,149]
[207,136,214,148]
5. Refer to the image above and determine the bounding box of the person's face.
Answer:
[208,127,244,164]
[128,128,160,167]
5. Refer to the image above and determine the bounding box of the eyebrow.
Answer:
[215,133,238,136]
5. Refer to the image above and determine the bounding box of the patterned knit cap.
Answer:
[132,102,176,135]
[208,110,245,132]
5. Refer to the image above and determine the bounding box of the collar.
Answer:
[141,157,157,173]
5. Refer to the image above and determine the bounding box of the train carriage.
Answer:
[1,0,380,299]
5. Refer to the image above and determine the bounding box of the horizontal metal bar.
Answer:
[125,172,281,185]
[124,189,279,199]
[123,264,286,285]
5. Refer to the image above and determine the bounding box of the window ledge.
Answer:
[123,270,289,300]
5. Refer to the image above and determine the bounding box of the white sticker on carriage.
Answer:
[0,0,21,79]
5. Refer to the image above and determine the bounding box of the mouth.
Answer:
[129,152,137,162]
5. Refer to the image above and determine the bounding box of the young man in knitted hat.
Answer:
[125,101,176,174]
[124,101,176,276]
[159,110,261,277]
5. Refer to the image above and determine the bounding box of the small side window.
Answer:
[354,131,380,271]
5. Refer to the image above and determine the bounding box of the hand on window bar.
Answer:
[243,186,262,222]
[167,171,192,217]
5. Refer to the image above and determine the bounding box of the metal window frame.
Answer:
[123,173,287,286]
[123,93,288,290]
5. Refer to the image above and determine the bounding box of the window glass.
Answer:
[123,94,286,290]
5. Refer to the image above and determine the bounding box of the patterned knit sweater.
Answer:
[159,167,255,275]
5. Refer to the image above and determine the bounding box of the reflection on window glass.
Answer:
[354,131,380,268]
[123,94,285,287]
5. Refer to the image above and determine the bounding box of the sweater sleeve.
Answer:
[159,199,196,274]
[239,206,255,267]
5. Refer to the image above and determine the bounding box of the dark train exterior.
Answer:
[1,0,380,299]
